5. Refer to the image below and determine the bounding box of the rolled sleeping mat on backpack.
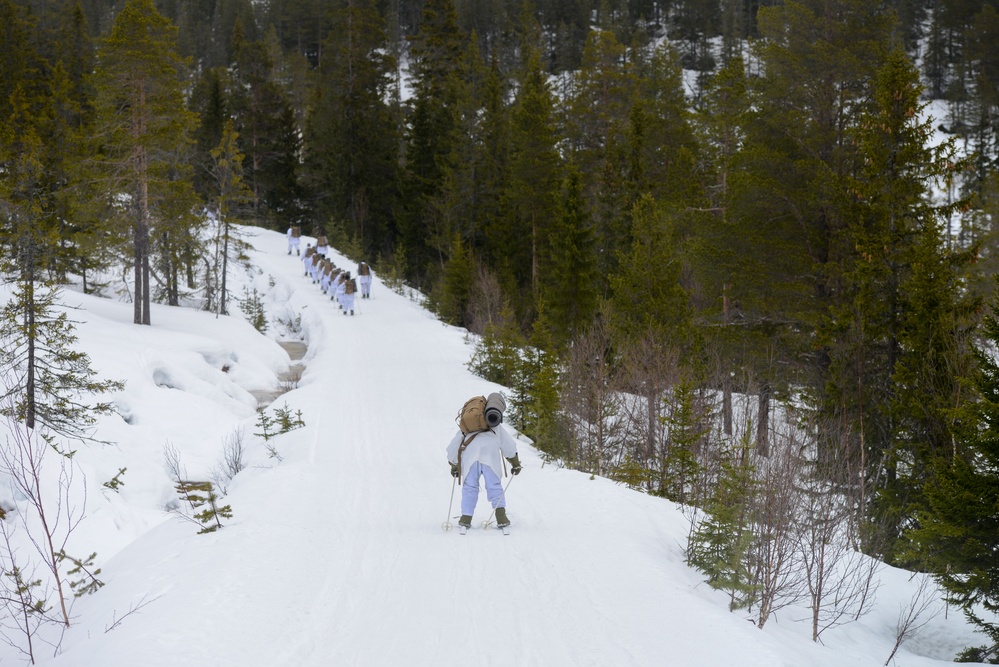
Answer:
[485,392,506,428]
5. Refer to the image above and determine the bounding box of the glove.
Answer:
[450,463,460,478]
[507,454,522,475]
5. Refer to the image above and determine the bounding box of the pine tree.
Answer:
[693,54,751,437]
[91,0,200,325]
[629,40,700,208]
[205,120,254,316]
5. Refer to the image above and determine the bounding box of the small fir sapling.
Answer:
[103,467,127,492]
[175,480,233,533]
[273,403,305,432]
[57,550,104,597]
[254,402,305,441]
[254,409,275,441]
[239,286,268,333]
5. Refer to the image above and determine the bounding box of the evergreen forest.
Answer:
[3,0,999,656]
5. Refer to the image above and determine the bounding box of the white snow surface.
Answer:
[1,226,987,666]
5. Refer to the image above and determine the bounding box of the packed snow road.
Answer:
[38,228,971,667]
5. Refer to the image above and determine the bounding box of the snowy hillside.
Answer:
[1,226,987,666]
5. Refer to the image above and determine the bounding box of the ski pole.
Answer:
[442,476,457,531]
[482,475,516,528]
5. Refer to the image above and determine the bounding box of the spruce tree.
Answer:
[230,37,303,228]
[429,33,496,265]
[714,0,894,453]
[608,195,692,347]
[564,29,634,279]
[398,0,466,283]
[434,234,475,327]
[2,72,126,446]
[303,0,398,255]
[542,167,599,346]
[0,91,123,444]
[189,67,231,201]
[490,44,561,320]
[609,195,697,466]
[687,436,757,611]
[906,288,999,653]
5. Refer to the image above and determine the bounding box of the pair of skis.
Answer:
[459,524,509,536]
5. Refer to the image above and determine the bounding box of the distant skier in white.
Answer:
[310,253,323,283]
[447,393,521,531]
[342,272,357,315]
[357,261,373,299]
[301,245,314,275]
[333,270,346,310]
[287,225,301,255]
[316,234,329,257]
[320,262,334,294]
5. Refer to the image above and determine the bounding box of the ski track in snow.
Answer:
[30,228,984,667]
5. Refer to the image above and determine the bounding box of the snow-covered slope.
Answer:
[6,227,983,666]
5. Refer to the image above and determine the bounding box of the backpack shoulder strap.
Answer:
[455,429,493,483]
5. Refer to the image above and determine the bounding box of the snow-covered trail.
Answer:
[39,228,974,667]
[219,230,784,667]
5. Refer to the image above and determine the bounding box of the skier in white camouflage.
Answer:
[446,392,521,532]
[287,225,301,255]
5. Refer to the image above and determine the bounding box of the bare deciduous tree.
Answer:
[750,420,807,629]
[0,405,85,631]
[0,518,53,664]
[616,335,680,492]
[885,574,942,665]
[211,428,246,494]
[561,318,623,477]
[797,475,881,641]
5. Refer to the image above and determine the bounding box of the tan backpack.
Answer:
[291,226,301,238]
[457,396,489,434]
[345,279,356,295]
[317,235,328,247]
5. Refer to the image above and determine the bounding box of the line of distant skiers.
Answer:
[287,226,372,316]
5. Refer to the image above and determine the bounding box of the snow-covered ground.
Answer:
[0,226,988,666]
